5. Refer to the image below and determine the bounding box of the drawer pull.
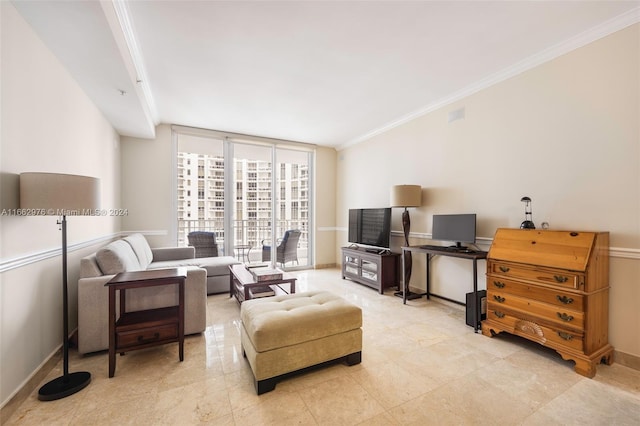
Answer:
[554,275,569,283]
[137,332,160,344]
[499,266,510,273]
[558,331,574,341]
[493,281,505,288]
[556,295,574,304]
[493,295,506,303]
[557,312,574,322]
[494,311,505,318]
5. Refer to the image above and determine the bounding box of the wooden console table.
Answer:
[400,246,488,332]
[105,268,186,377]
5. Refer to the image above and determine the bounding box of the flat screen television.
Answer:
[348,208,392,249]
[432,213,476,249]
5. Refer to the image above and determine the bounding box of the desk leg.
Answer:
[473,259,479,333]
[426,254,431,300]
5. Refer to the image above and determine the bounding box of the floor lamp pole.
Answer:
[38,215,91,401]
[402,208,412,286]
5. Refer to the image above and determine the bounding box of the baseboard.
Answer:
[314,263,336,269]
[0,329,81,420]
[614,350,640,370]
[0,349,61,423]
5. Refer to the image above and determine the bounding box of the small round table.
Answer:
[235,245,252,263]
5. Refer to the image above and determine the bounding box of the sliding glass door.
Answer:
[230,143,273,265]
[174,127,312,270]
[230,142,311,269]
[273,148,310,269]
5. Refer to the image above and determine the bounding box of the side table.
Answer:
[235,244,252,263]
[105,268,187,377]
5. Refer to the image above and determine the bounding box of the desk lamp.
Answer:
[520,196,536,229]
[390,184,422,299]
[20,172,100,401]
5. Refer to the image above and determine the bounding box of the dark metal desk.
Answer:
[401,246,488,332]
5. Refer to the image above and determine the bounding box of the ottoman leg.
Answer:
[346,351,362,366]
[256,377,277,395]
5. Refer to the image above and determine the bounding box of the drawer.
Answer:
[487,291,584,330]
[487,275,584,310]
[489,261,584,290]
[117,324,178,349]
[485,308,584,352]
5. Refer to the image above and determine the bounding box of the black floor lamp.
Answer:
[390,184,422,299]
[20,172,100,401]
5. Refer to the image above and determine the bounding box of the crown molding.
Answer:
[339,7,640,151]
[106,0,158,126]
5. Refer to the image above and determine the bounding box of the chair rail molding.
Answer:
[0,230,166,273]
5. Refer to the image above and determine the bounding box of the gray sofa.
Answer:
[77,233,240,354]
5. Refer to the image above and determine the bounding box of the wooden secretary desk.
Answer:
[482,228,613,378]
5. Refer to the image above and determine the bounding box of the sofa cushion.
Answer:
[95,240,142,275]
[196,256,241,276]
[124,233,153,268]
[147,256,239,276]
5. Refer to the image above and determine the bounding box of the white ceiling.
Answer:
[12,1,640,148]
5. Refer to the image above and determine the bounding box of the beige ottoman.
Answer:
[240,291,362,394]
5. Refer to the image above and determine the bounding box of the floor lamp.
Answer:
[20,172,100,401]
[390,185,422,299]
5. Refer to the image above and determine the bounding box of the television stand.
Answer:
[341,247,400,294]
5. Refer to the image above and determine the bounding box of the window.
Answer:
[174,126,313,269]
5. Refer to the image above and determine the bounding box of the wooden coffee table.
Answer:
[229,264,296,303]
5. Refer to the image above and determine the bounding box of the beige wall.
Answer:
[336,25,639,359]
[120,124,174,247]
[0,2,121,406]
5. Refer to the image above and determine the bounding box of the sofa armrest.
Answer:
[78,275,115,354]
[152,246,195,262]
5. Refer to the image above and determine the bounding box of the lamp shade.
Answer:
[20,172,100,215]
[390,185,421,208]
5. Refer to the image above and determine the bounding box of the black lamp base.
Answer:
[38,371,91,401]
[393,291,424,300]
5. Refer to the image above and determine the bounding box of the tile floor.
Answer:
[6,268,640,425]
